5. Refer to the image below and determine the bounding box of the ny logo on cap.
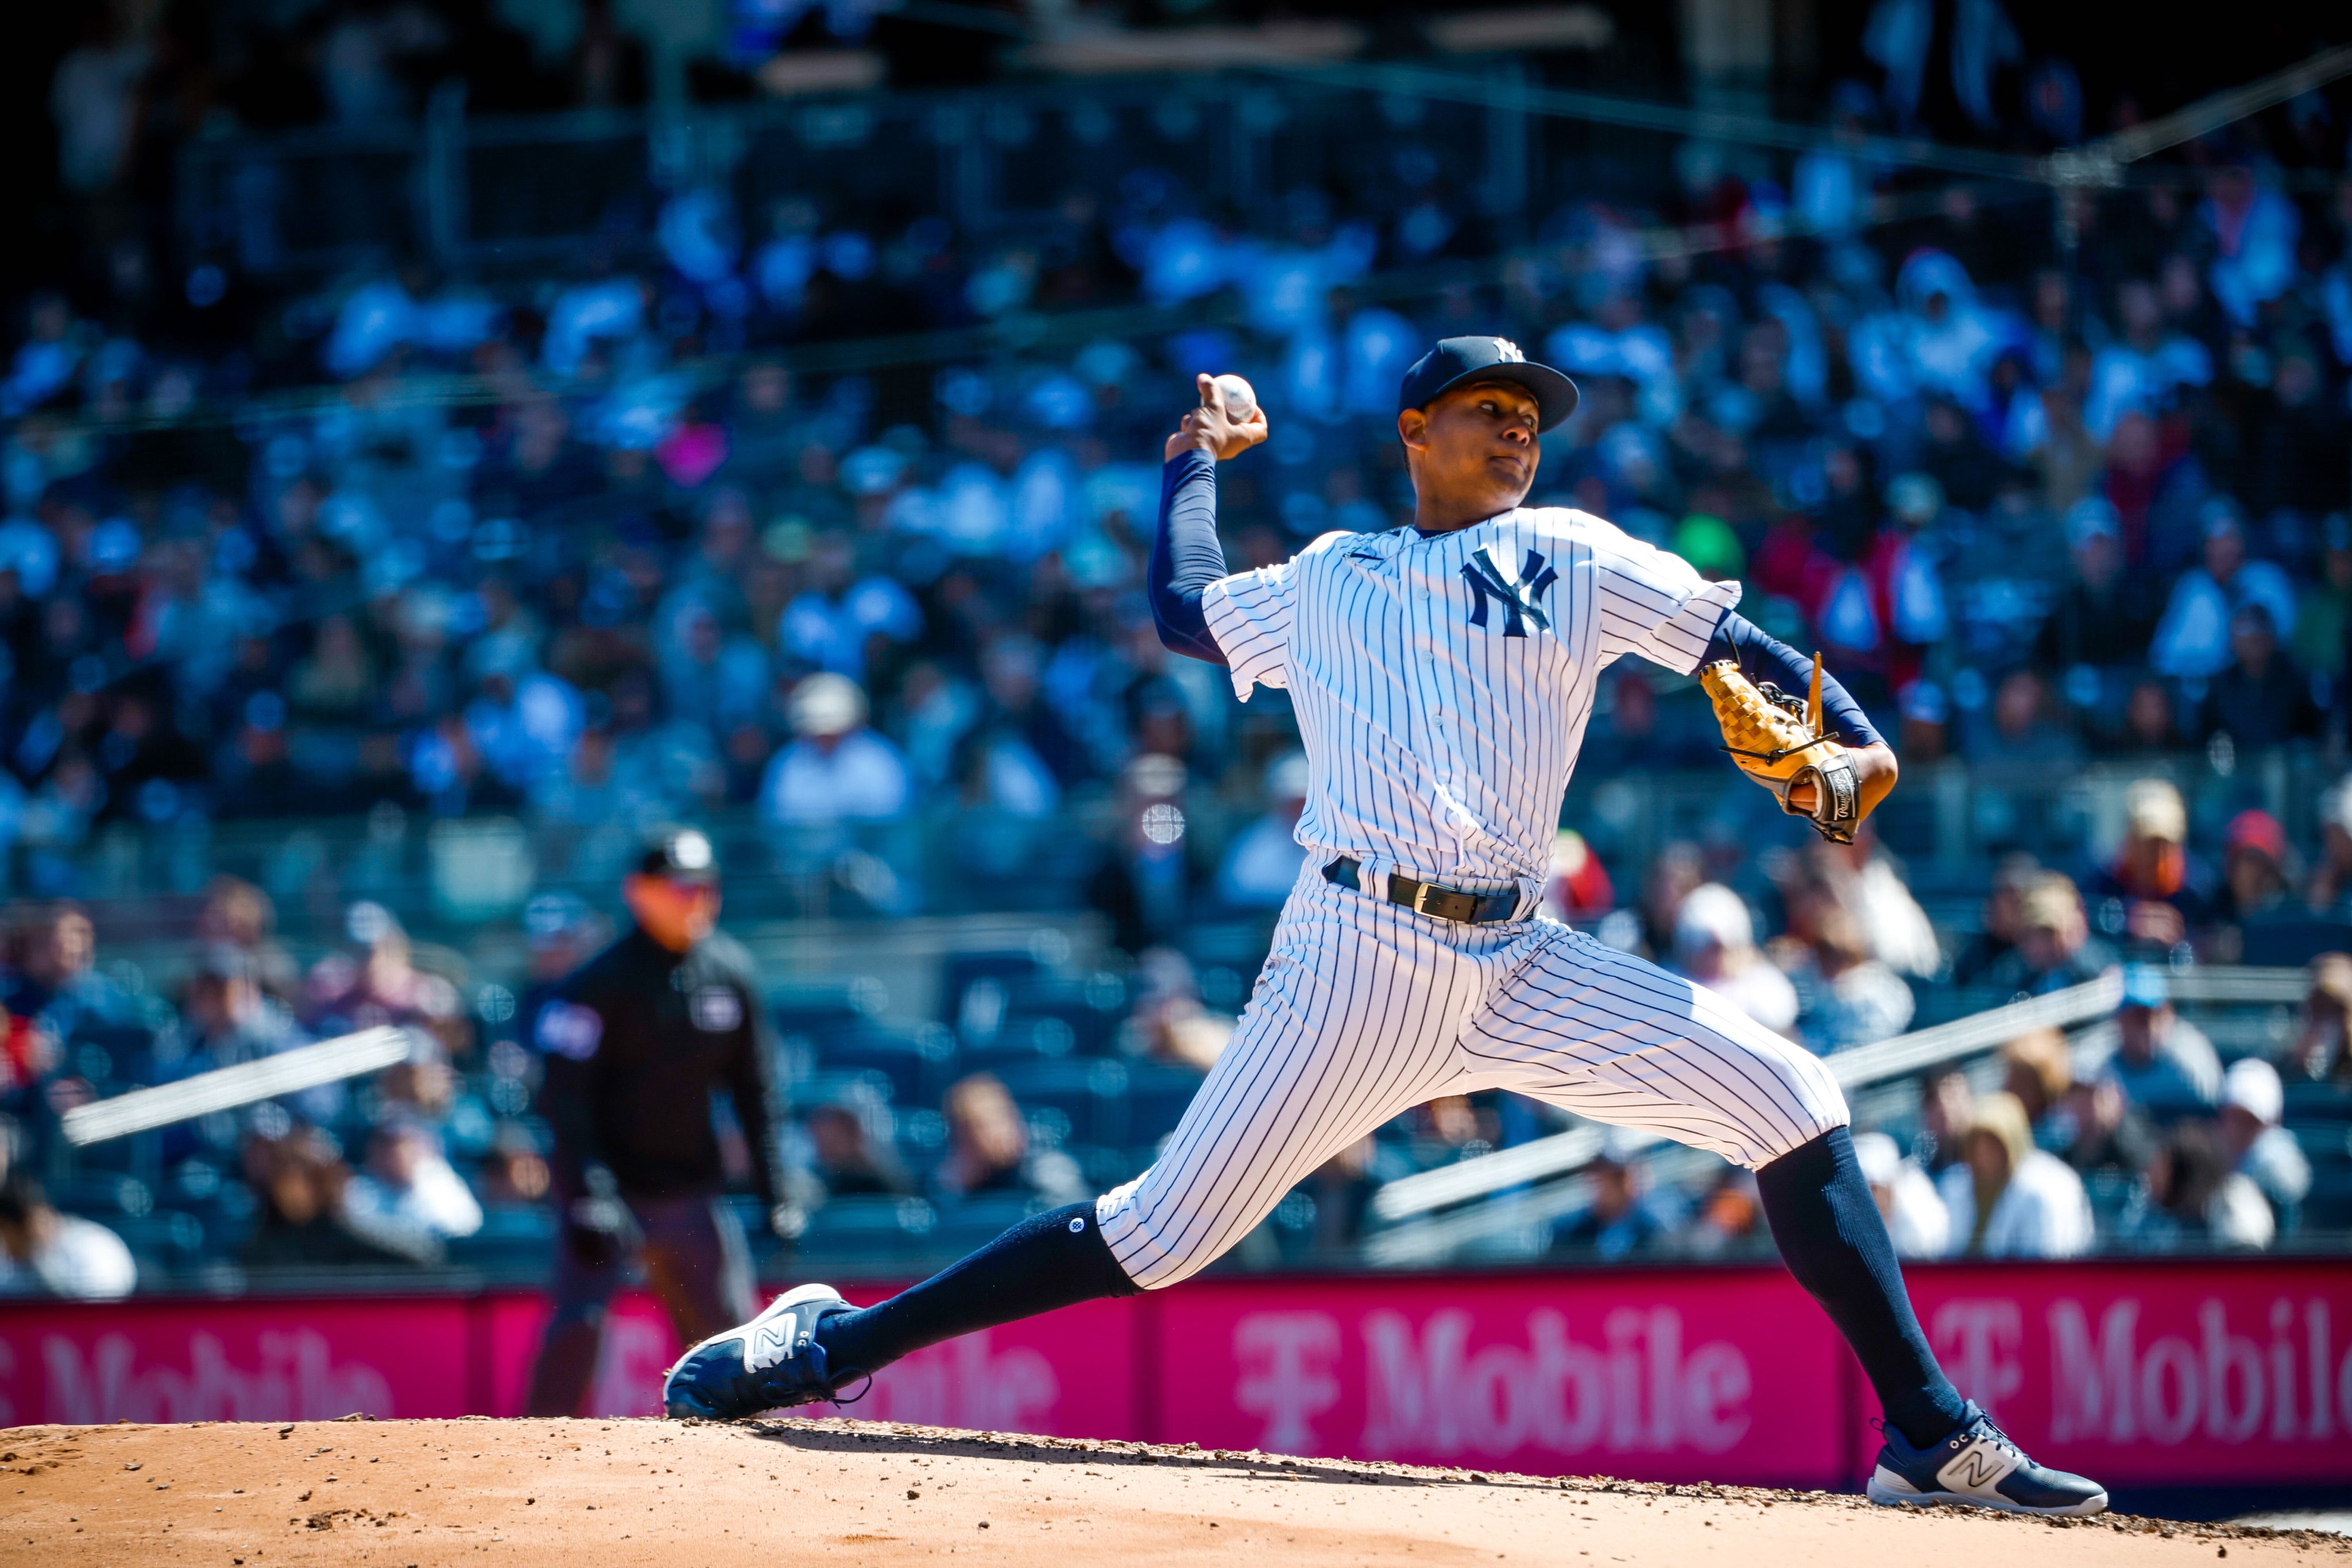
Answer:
[1492,339,1525,362]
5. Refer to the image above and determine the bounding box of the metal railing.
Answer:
[1361,967,2320,1266]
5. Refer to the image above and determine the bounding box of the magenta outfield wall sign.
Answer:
[3,1260,2348,1490]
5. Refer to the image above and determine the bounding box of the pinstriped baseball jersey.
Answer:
[1091,503,1847,1292]
[1201,508,1741,888]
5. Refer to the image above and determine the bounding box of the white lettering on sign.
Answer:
[1929,1299,2024,1419]
[2048,1297,2352,1447]
[1234,1311,1341,1452]
[1357,1307,1749,1459]
[38,1331,393,1424]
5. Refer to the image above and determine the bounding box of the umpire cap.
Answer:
[636,825,720,884]
[1398,336,1580,431]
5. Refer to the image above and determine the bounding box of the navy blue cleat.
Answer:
[1865,1402,2106,1517]
[662,1283,861,1420]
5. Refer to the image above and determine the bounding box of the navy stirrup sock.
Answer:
[1755,1126,1967,1450]
[815,1201,1140,1378]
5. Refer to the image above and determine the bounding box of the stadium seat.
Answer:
[814,1025,956,1106]
[991,1058,1131,1147]
[795,1194,938,1265]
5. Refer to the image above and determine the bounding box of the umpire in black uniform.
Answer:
[525,826,783,1416]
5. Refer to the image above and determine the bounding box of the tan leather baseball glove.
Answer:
[1699,653,1863,843]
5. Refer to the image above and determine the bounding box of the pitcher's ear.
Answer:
[1397,408,1428,450]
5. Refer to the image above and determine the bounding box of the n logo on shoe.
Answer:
[1939,1440,2016,1493]
[748,1322,796,1372]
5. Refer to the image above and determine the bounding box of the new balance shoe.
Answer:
[662,1283,861,1420]
[1865,1402,2107,1517]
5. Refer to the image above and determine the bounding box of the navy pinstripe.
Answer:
[1094,507,1848,1289]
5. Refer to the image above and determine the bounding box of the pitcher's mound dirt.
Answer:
[2,1416,2339,1566]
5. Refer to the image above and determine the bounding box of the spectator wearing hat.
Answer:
[2034,498,2160,677]
[2104,966,2222,1124]
[1979,871,2114,996]
[2141,1121,2274,1252]
[1894,679,1949,762]
[1672,882,1799,1036]
[2087,779,2208,954]
[1999,1025,2074,1135]
[2196,604,2323,756]
[1850,1129,1950,1259]
[0,1171,134,1299]
[757,672,910,827]
[1217,751,1311,910]
[1936,1090,2094,1259]
[2210,809,2294,958]
[525,826,783,1417]
[2216,1056,2310,1236]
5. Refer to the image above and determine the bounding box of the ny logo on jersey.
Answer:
[1461,546,1557,637]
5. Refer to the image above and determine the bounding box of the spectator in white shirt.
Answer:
[0,1174,136,1299]
[1673,882,1800,1036]
[1851,1129,1950,1259]
[759,673,910,826]
[2217,1056,2311,1234]
[1938,1091,2094,1258]
[1217,752,1311,910]
[2146,1120,2274,1252]
[341,1120,483,1264]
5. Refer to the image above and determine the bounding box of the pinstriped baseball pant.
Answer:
[1094,855,1850,1290]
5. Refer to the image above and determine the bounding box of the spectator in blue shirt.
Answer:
[2103,967,2222,1123]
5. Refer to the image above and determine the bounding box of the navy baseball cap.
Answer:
[1397,336,1580,432]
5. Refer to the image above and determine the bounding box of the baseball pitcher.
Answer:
[665,337,2105,1517]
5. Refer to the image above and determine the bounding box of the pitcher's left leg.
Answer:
[1464,926,2103,1516]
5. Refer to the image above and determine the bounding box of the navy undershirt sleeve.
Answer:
[1704,610,1885,749]
[1149,448,1228,665]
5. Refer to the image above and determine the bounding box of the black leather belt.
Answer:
[1322,857,1520,924]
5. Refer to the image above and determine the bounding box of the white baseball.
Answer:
[1211,373,1258,420]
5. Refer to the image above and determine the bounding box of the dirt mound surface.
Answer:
[3,1416,2339,1566]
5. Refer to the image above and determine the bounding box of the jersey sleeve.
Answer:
[1200,557,1299,701]
[1588,521,1744,675]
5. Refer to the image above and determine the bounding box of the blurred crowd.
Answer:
[5,7,2352,1295]
[5,59,2352,928]
[0,843,2348,1301]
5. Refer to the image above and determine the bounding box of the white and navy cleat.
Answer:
[1864,1402,2106,1517]
[662,1283,860,1420]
